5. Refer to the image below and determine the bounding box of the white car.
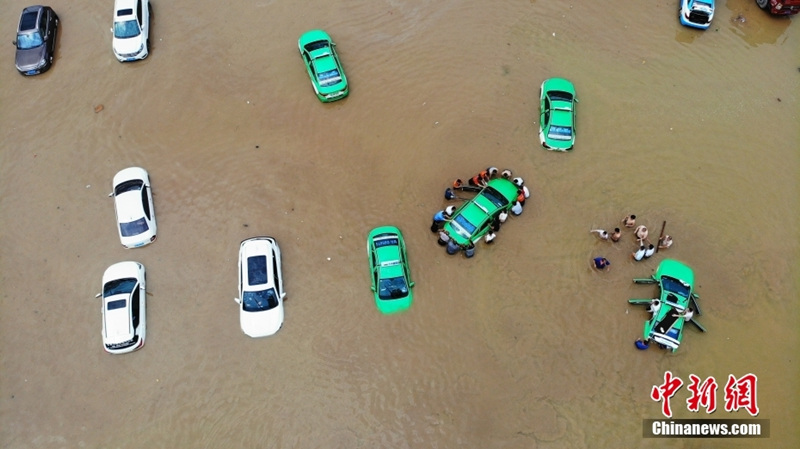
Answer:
[235,237,286,338]
[97,261,146,354]
[111,0,150,62]
[109,167,157,248]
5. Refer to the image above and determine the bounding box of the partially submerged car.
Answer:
[111,0,151,62]
[539,78,577,151]
[755,0,800,16]
[97,261,146,354]
[443,178,519,247]
[298,30,349,102]
[629,259,705,352]
[680,0,715,30]
[14,5,59,75]
[235,237,285,337]
[367,226,414,314]
[109,167,157,248]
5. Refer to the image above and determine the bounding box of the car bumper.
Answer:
[318,87,349,102]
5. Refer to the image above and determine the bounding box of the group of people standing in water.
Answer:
[591,214,674,271]
[431,167,529,258]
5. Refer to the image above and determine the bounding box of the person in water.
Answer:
[593,257,611,270]
[501,169,512,179]
[444,188,457,200]
[622,214,636,228]
[632,245,646,261]
[590,229,609,240]
[437,230,451,246]
[634,225,648,242]
[464,242,476,258]
[643,244,656,258]
[610,228,622,242]
[673,307,694,322]
[446,239,460,255]
[484,231,496,244]
[635,338,650,350]
[431,209,448,232]
[659,235,673,249]
[647,299,661,315]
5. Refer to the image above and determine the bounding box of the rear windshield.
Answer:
[549,90,573,102]
[104,278,137,297]
[453,214,477,234]
[16,31,43,49]
[318,69,342,86]
[481,187,510,209]
[120,217,149,237]
[661,277,690,298]
[374,238,398,248]
[548,126,573,140]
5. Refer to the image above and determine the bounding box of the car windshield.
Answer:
[661,276,691,298]
[453,214,477,235]
[114,20,141,39]
[242,288,279,312]
[548,126,573,140]
[247,256,269,285]
[120,217,149,237]
[378,276,409,300]
[481,187,510,209]
[16,31,43,49]
[549,90,573,103]
[318,69,342,87]
[104,278,137,297]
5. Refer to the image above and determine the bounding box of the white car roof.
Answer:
[240,238,277,291]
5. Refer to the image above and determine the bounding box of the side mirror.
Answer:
[409,281,415,288]
[108,192,114,197]
[233,297,242,304]
[110,27,113,33]
[12,40,17,46]
[370,286,376,292]
[280,292,286,299]
[95,293,102,298]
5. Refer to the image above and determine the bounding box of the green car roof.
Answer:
[443,178,519,246]
[539,78,577,151]
[367,226,413,314]
[655,258,695,287]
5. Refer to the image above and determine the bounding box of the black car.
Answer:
[14,5,59,75]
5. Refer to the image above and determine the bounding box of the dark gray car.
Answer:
[14,5,59,75]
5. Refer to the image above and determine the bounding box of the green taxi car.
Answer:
[630,259,704,352]
[367,226,414,314]
[539,78,577,151]
[298,30,348,102]
[442,178,519,247]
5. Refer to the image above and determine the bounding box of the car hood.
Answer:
[240,306,283,338]
[16,46,46,70]
[113,36,144,55]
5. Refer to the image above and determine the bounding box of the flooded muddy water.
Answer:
[1,0,798,448]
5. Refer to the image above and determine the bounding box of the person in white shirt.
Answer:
[643,244,656,258]
[485,231,497,244]
[632,245,646,261]
[647,299,661,315]
[590,229,609,240]
[511,201,523,216]
[673,307,694,322]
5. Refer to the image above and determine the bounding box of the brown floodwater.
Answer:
[1,0,798,448]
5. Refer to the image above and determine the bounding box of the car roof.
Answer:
[103,294,132,340]
[240,238,277,290]
[19,6,43,32]
[115,189,145,222]
[374,237,404,278]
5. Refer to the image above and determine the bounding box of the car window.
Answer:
[114,19,141,38]
[120,217,149,237]
[247,255,269,286]
[378,277,409,300]
[318,69,342,87]
[141,186,151,219]
[131,287,140,328]
[272,249,280,293]
[242,288,279,312]
[137,1,143,26]
[16,31,43,49]
[481,187,510,209]
[104,278,137,297]
[453,214,477,235]
[107,299,127,310]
